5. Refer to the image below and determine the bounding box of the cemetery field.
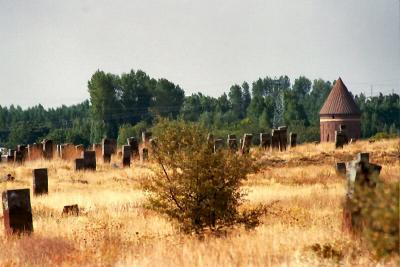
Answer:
[0,139,399,266]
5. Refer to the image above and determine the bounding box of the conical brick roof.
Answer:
[319,78,361,115]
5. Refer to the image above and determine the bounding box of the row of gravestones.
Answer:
[208,127,297,154]
[0,139,55,164]
[2,168,79,234]
[335,152,382,234]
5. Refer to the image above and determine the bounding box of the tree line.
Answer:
[0,69,399,148]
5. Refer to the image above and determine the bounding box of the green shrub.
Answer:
[142,119,260,233]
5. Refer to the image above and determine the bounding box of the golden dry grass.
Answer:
[0,138,399,266]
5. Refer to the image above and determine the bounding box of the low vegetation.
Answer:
[0,138,398,266]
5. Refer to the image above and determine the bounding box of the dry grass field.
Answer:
[0,139,399,266]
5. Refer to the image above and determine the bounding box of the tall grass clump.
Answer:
[142,119,260,233]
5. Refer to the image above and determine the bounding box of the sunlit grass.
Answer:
[0,138,398,266]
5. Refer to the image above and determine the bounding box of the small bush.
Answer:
[142,119,258,233]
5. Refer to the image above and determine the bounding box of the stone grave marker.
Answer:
[122,145,131,167]
[33,168,48,195]
[62,204,79,216]
[241,134,253,154]
[83,151,96,171]
[75,158,85,171]
[335,130,348,149]
[289,132,297,148]
[42,139,54,159]
[260,133,271,150]
[2,189,33,234]
[214,139,224,153]
[278,126,288,151]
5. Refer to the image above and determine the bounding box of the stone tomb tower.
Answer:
[319,78,361,142]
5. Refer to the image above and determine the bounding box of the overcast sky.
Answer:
[0,0,399,108]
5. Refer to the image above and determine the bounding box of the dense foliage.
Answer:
[0,69,399,148]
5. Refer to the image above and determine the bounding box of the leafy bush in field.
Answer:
[142,119,260,233]
[370,131,399,141]
[350,181,399,259]
[359,182,399,259]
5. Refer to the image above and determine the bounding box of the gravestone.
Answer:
[207,133,215,151]
[102,138,115,163]
[33,168,48,195]
[82,151,96,171]
[278,126,288,151]
[342,152,382,233]
[227,135,238,151]
[141,148,149,162]
[241,134,253,154]
[271,129,280,150]
[336,162,346,176]
[75,144,85,156]
[122,145,131,167]
[42,139,54,159]
[14,150,23,164]
[62,204,79,216]
[127,137,139,158]
[75,158,85,171]
[28,143,43,160]
[17,145,27,161]
[2,189,33,234]
[142,131,152,145]
[289,132,297,148]
[214,139,224,153]
[260,133,271,150]
[335,130,348,149]
[8,149,15,162]
[92,143,102,159]
[60,144,75,160]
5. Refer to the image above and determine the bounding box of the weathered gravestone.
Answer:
[82,151,96,171]
[241,134,253,154]
[335,162,346,176]
[122,145,131,167]
[102,138,116,163]
[60,144,76,160]
[342,153,382,233]
[33,168,48,195]
[207,133,214,151]
[127,137,139,158]
[7,149,15,162]
[227,134,238,151]
[14,150,23,164]
[92,143,102,159]
[75,158,85,171]
[42,139,54,159]
[2,189,33,234]
[75,144,85,157]
[335,130,348,149]
[214,139,224,153]
[17,145,27,162]
[141,148,149,162]
[271,129,280,150]
[28,143,43,161]
[260,133,271,150]
[289,132,297,148]
[278,126,288,151]
[62,204,79,216]
[142,131,152,145]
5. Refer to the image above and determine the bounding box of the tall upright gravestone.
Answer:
[42,139,54,160]
[127,137,139,159]
[289,132,297,148]
[102,138,114,163]
[33,168,48,195]
[241,134,253,154]
[2,189,33,234]
[122,145,131,167]
[278,126,287,151]
[82,151,96,171]
[260,133,271,150]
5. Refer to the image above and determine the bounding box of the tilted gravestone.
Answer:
[82,151,96,171]
[42,139,54,160]
[214,139,224,153]
[342,152,382,233]
[241,134,253,154]
[2,189,33,234]
[33,168,48,195]
[122,145,131,167]
[278,126,288,151]
[260,133,271,150]
[289,132,297,148]
[75,158,85,171]
[335,130,348,149]
[127,137,139,159]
